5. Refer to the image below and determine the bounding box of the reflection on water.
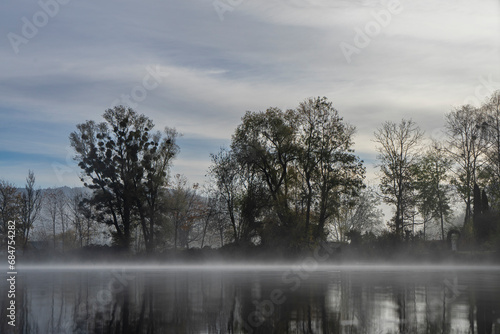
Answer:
[1,266,500,333]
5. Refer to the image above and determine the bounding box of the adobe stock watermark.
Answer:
[7,0,72,55]
[340,316,384,334]
[240,242,336,333]
[426,276,465,325]
[429,74,500,143]
[339,0,403,64]
[109,65,169,109]
[72,267,135,333]
[282,0,338,8]
[212,0,244,21]
[463,74,500,107]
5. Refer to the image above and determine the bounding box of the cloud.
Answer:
[1,0,499,188]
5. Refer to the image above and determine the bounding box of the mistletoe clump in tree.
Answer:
[70,106,179,252]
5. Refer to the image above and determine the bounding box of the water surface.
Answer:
[2,264,500,333]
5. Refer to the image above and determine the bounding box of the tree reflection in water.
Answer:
[1,268,500,333]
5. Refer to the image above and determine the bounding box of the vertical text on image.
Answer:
[6,220,17,327]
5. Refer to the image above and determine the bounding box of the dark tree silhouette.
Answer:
[70,106,178,251]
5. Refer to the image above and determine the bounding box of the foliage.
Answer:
[482,91,500,209]
[412,144,454,240]
[445,105,489,223]
[209,97,365,248]
[374,119,424,238]
[295,97,365,240]
[70,106,178,251]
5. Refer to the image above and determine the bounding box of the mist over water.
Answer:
[2,263,500,333]
[5,262,500,272]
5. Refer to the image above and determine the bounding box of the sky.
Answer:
[1,0,499,189]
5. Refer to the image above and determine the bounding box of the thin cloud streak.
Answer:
[0,0,498,188]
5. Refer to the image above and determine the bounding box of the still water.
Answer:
[1,264,500,334]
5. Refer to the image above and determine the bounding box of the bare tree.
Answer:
[67,190,83,248]
[67,189,96,248]
[20,170,43,251]
[0,180,21,246]
[445,105,489,224]
[57,191,69,251]
[45,188,72,251]
[78,196,98,246]
[166,174,202,249]
[374,119,424,238]
[45,189,60,250]
[328,186,384,242]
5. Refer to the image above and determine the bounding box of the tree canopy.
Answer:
[70,106,179,251]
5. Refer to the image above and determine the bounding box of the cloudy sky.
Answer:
[1,0,499,189]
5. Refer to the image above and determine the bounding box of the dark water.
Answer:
[2,264,500,334]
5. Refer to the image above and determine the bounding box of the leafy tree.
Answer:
[296,97,365,240]
[220,97,365,246]
[70,106,178,251]
[482,90,500,209]
[374,119,424,238]
[412,144,454,240]
[232,107,298,234]
[134,127,179,252]
[444,105,489,224]
[473,184,497,245]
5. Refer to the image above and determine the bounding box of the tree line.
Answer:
[0,176,100,252]
[1,92,499,254]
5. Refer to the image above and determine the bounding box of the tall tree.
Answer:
[482,90,500,209]
[166,174,201,249]
[374,119,424,238]
[296,97,365,240]
[412,144,453,240]
[45,189,62,249]
[78,195,98,246]
[473,184,494,244]
[67,189,93,248]
[208,148,242,243]
[444,105,489,224]
[20,170,43,251]
[208,147,267,245]
[232,108,298,240]
[70,106,178,251]
[0,180,22,245]
[134,127,179,252]
[224,98,365,246]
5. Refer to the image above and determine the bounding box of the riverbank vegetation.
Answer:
[1,92,500,261]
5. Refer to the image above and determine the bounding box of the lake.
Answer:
[1,264,500,333]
